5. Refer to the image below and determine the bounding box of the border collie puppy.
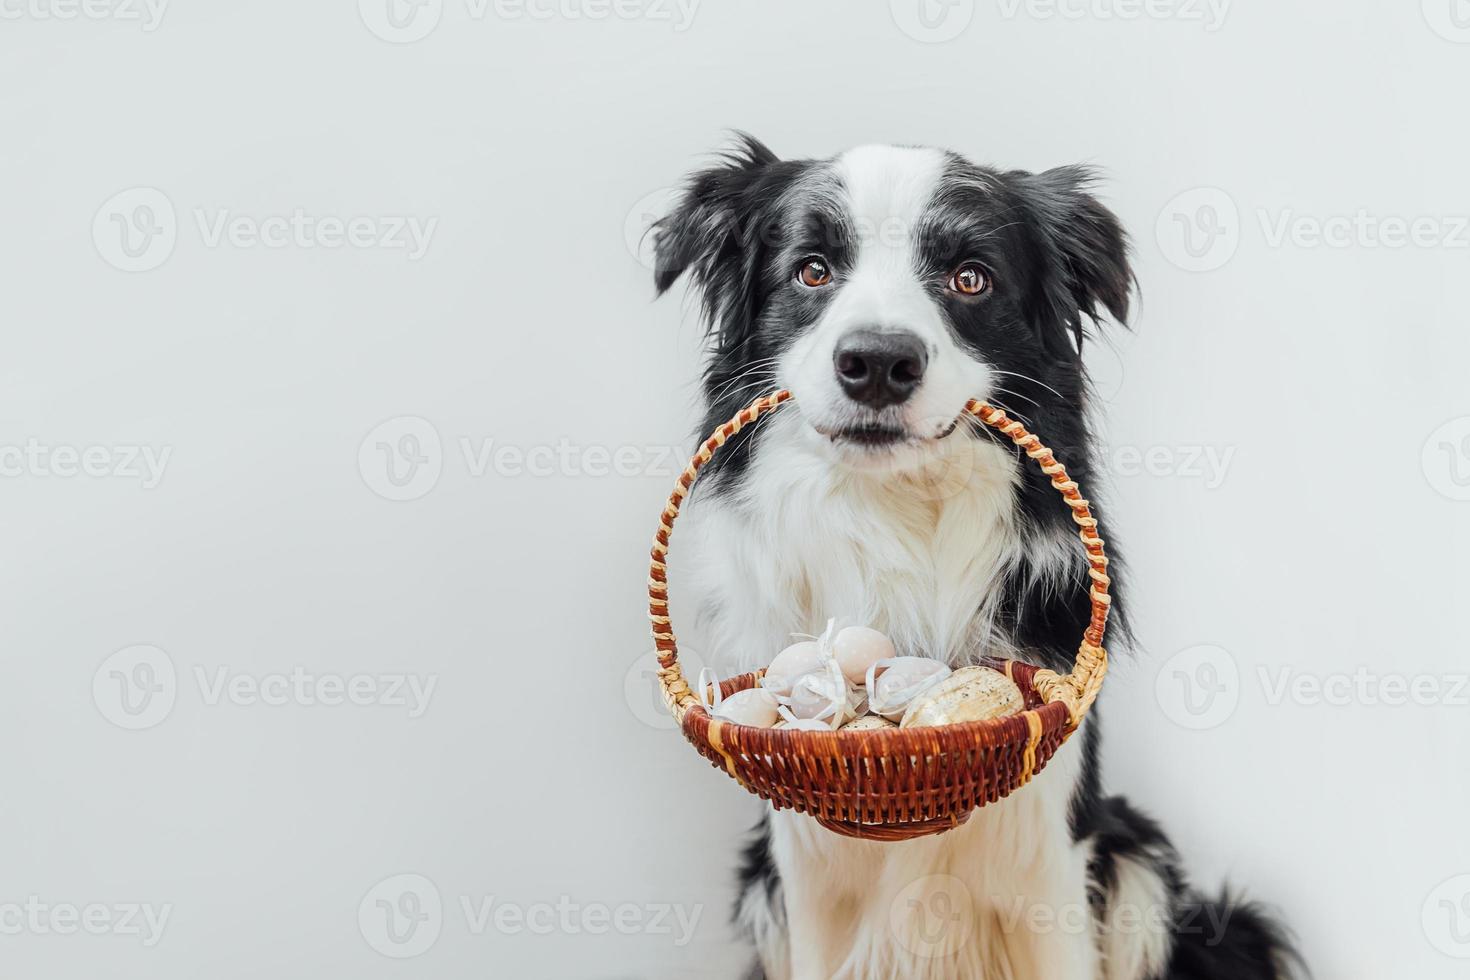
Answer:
[652,135,1297,980]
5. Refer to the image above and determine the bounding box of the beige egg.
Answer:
[762,640,826,697]
[866,657,953,720]
[839,714,898,732]
[899,666,1024,728]
[712,688,780,728]
[832,626,896,685]
[781,662,850,723]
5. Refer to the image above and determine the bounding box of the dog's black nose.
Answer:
[833,330,927,409]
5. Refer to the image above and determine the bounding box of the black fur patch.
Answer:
[1083,796,1303,980]
[733,813,782,925]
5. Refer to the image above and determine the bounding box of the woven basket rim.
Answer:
[645,391,1113,839]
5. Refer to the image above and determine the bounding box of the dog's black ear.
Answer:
[1013,165,1134,354]
[652,133,781,349]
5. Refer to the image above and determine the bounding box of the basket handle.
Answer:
[648,391,1110,727]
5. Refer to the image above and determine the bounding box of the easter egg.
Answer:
[712,687,780,728]
[865,657,953,720]
[832,626,896,685]
[899,666,1024,728]
[782,661,849,723]
[839,714,897,732]
[762,640,826,697]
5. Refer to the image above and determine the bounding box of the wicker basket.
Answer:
[648,390,1111,842]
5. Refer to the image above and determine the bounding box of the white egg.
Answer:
[865,657,953,721]
[780,661,850,723]
[762,640,826,697]
[833,626,896,685]
[711,688,780,728]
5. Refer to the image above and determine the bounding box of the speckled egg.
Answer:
[899,666,1024,728]
[832,626,897,685]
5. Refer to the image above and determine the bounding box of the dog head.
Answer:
[653,135,1132,480]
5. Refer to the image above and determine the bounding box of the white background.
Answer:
[2,2,1468,978]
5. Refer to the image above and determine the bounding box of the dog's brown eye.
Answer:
[950,263,990,296]
[797,257,831,288]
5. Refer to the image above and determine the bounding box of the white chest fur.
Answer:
[670,411,1035,673]
[766,740,1096,980]
[670,411,1102,979]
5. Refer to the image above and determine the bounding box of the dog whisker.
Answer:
[990,368,1066,403]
